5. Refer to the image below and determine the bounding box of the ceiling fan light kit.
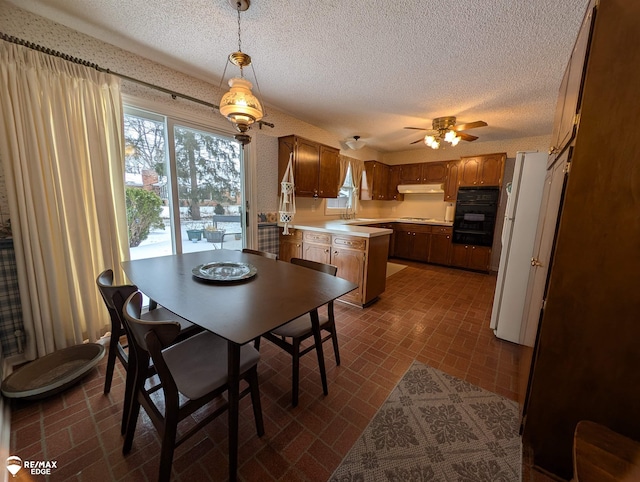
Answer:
[406,116,487,149]
[346,135,366,150]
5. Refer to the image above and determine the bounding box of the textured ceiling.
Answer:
[8,0,588,152]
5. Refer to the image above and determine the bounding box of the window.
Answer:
[123,106,245,260]
[326,163,356,216]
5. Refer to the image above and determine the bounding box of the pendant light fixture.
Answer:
[219,0,264,145]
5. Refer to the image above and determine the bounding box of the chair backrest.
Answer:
[96,268,138,331]
[290,258,337,276]
[123,291,181,353]
[242,248,278,260]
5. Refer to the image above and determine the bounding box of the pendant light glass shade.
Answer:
[219,77,263,129]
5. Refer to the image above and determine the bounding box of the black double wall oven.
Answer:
[453,187,500,247]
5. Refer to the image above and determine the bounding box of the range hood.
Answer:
[397,183,444,194]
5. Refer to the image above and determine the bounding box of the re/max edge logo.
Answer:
[6,456,59,477]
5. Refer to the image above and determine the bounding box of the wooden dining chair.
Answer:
[96,269,201,434]
[258,257,340,407]
[122,291,264,482]
[242,248,278,260]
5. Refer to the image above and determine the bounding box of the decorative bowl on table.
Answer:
[192,261,257,282]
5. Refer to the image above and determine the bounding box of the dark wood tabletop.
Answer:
[121,249,357,345]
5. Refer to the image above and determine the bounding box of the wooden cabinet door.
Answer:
[479,153,505,186]
[549,4,595,160]
[294,138,320,197]
[399,163,422,184]
[318,145,340,198]
[331,247,364,305]
[279,239,302,263]
[303,243,331,264]
[467,245,491,271]
[459,157,481,186]
[450,244,469,268]
[411,232,430,262]
[387,165,403,200]
[372,162,389,200]
[444,160,459,202]
[429,232,452,265]
[422,161,447,183]
[393,229,413,259]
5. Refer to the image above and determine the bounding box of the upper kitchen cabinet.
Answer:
[387,165,404,201]
[278,135,340,198]
[548,3,595,164]
[458,153,506,187]
[444,160,460,202]
[422,161,448,183]
[361,160,389,200]
[398,161,448,184]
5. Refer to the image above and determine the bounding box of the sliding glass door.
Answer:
[123,106,245,260]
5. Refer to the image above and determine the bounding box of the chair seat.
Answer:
[272,312,330,338]
[162,332,260,400]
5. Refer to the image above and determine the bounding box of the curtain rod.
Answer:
[0,31,275,129]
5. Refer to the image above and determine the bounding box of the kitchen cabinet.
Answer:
[428,226,453,265]
[278,135,340,198]
[398,163,422,184]
[387,165,404,200]
[279,228,303,262]
[398,161,447,184]
[548,2,593,163]
[422,161,448,183]
[521,1,640,479]
[330,237,365,306]
[392,223,430,262]
[450,244,490,271]
[458,153,506,187]
[361,161,389,200]
[444,160,460,202]
[302,231,331,264]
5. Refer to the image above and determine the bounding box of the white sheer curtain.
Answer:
[0,41,129,359]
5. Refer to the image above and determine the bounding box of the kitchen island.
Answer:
[279,220,392,307]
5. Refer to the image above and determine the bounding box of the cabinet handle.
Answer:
[446,235,450,239]
[324,249,329,253]
[531,257,543,267]
[333,250,339,256]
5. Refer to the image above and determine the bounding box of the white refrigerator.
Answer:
[490,151,547,344]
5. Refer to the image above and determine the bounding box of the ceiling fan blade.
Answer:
[453,120,487,131]
[404,126,429,130]
[457,132,479,142]
[410,138,425,145]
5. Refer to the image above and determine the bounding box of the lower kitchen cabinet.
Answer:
[450,243,491,271]
[428,226,453,265]
[302,231,332,263]
[393,223,430,262]
[279,228,303,262]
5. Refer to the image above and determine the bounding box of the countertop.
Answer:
[281,218,453,238]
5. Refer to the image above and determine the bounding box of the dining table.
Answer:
[121,249,357,481]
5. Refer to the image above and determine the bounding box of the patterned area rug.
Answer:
[330,362,521,481]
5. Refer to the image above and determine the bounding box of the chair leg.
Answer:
[253,336,261,350]
[123,373,144,454]
[121,352,141,435]
[292,338,301,407]
[248,367,264,437]
[158,411,178,482]
[103,331,120,394]
[329,323,341,366]
[310,311,328,397]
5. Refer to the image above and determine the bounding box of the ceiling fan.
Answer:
[405,116,487,149]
